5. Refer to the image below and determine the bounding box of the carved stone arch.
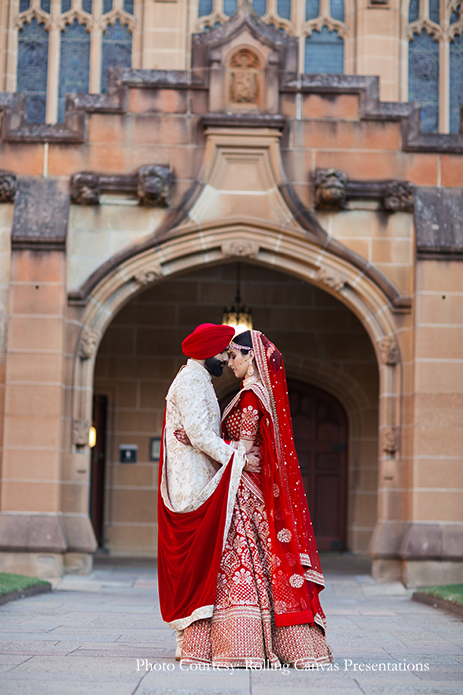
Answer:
[57,8,95,31]
[226,43,265,109]
[100,8,137,32]
[14,8,53,30]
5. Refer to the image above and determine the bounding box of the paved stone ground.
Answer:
[0,555,462,695]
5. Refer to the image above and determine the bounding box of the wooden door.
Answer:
[90,394,108,548]
[288,380,348,551]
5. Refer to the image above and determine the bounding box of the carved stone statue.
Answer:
[382,426,399,454]
[72,419,91,447]
[230,48,260,104]
[221,240,259,259]
[379,336,399,366]
[70,173,100,205]
[0,172,17,203]
[314,169,347,210]
[133,264,164,285]
[383,181,414,212]
[77,327,99,360]
[137,166,171,207]
[315,267,346,292]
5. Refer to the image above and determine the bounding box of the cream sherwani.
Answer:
[162,359,245,514]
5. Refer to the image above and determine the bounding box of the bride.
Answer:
[178,329,332,667]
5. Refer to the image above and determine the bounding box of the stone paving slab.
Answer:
[0,561,463,695]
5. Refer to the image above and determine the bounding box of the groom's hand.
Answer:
[246,451,261,474]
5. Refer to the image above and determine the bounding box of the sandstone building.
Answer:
[0,0,462,587]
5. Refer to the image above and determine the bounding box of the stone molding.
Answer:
[77,327,99,360]
[72,419,91,447]
[0,171,17,203]
[70,166,172,207]
[314,267,347,292]
[314,169,415,212]
[221,239,260,259]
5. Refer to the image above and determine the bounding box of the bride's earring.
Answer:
[247,362,255,376]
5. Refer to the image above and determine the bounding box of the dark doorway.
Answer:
[220,380,348,552]
[288,380,348,551]
[89,394,108,548]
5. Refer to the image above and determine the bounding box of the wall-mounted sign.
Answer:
[150,437,162,462]
[119,444,138,464]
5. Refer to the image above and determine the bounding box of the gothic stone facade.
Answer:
[0,6,462,586]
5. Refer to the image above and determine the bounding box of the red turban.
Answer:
[182,323,235,360]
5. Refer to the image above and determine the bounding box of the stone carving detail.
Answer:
[221,240,259,259]
[230,48,260,104]
[314,169,347,210]
[315,267,346,292]
[133,264,164,285]
[137,166,171,207]
[70,173,100,205]
[382,426,400,454]
[72,419,91,447]
[77,328,99,360]
[383,181,415,212]
[379,336,399,366]
[0,172,17,203]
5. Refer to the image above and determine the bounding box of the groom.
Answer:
[158,323,259,659]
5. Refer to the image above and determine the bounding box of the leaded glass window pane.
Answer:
[253,0,267,15]
[450,34,463,133]
[224,0,237,15]
[124,0,134,13]
[277,0,291,20]
[19,0,30,11]
[408,30,439,133]
[408,0,419,22]
[58,20,90,122]
[305,27,344,74]
[61,0,71,12]
[450,4,460,23]
[41,0,51,13]
[82,0,92,13]
[103,0,113,13]
[198,0,213,17]
[17,18,49,123]
[330,0,344,22]
[306,0,319,20]
[429,0,440,24]
[101,20,132,93]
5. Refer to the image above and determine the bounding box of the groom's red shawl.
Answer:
[157,413,233,626]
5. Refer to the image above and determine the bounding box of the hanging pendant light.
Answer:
[222,263,253,334]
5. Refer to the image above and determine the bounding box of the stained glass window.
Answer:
[450,4,460,23]
[429,0,440,24]
[58,20,90,122]
[306,0,319,20]
[61,0,71,12]
[305,27,344,74]
[19,0,30,11]
[408,0,419,22]
[224,0,237,15]
[408,30,439,133]
[103,0,113,13]
[101,21,132,93]
[330,0,344,22]
[41,0,51,12]
[17,18,49,123]
[198,0,213,17]
[277,0,291,20]
[253,0,267,15]
[82,0,93,13]
[124,0,134,13]
[449,34,463,133]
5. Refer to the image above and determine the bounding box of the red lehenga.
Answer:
[181,332,333,667]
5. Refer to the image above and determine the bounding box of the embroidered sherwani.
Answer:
[158,359,246,630]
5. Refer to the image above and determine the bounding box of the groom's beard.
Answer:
[204,357,226,377]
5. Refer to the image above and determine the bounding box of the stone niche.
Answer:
[191,7,297,114]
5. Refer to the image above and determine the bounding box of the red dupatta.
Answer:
[225,331,326,629]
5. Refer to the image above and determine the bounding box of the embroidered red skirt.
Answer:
[181,479,333,667]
